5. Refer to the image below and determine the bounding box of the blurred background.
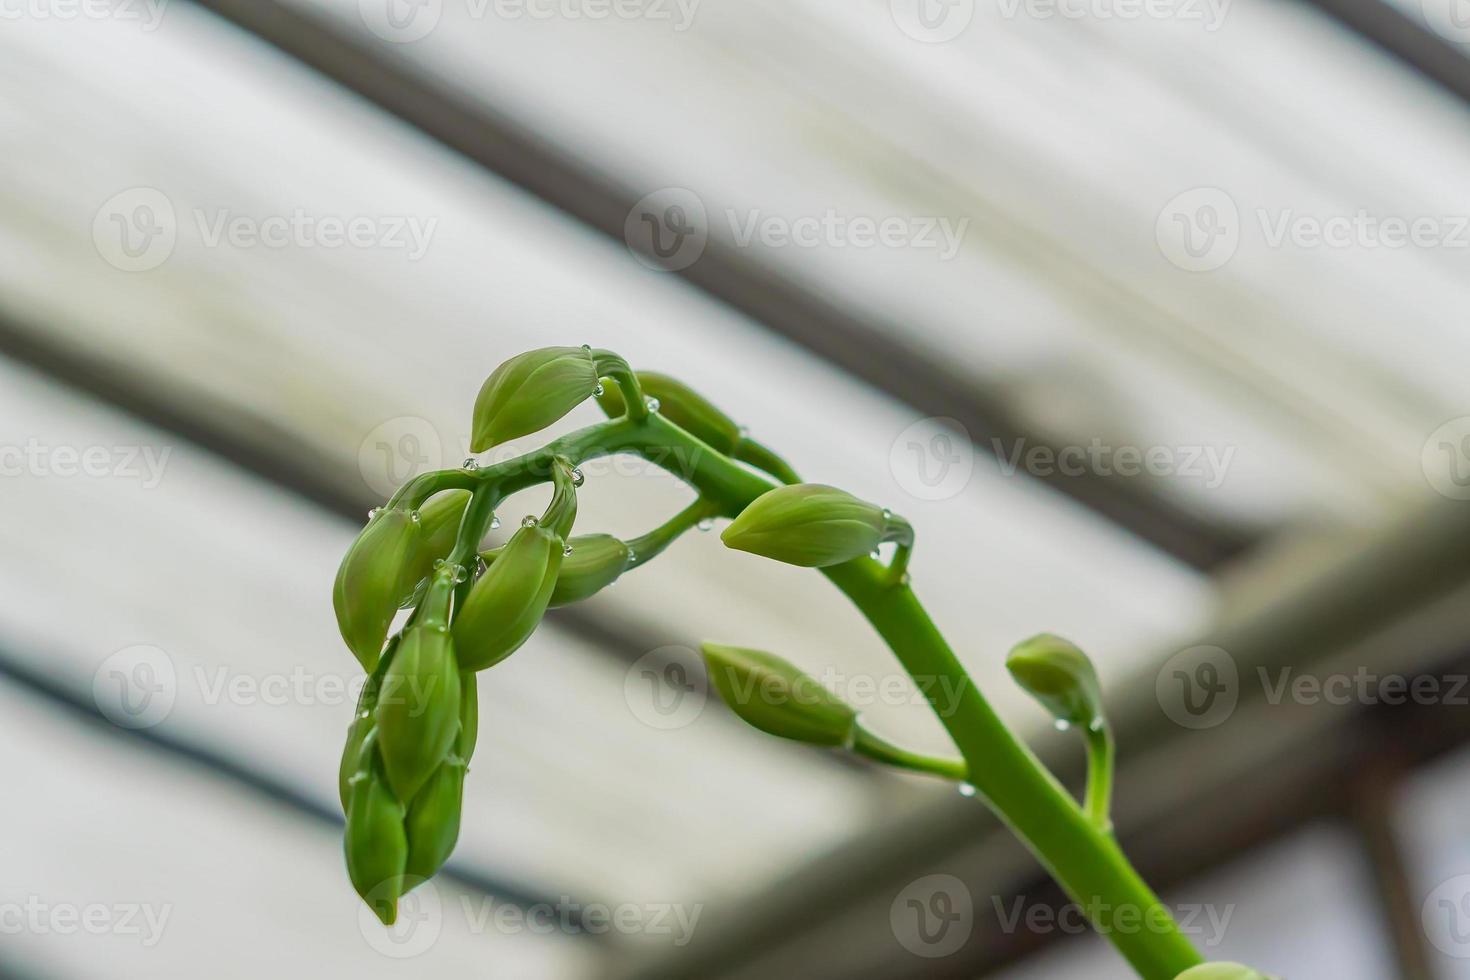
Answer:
[6,0,1470,977]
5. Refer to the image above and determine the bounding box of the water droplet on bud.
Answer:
[521,516,538,528]
[697,517,715,532]
[571,468,585,487]
[580,343,592,352]
[626,547,638,564]
[367,507,381,520]
[462,457,480,471]
[593,383,605,397]
[490,515,502,530]
[958,782,977,798]
[410,510,422,524]
[644,396,660,412]
[881,508,892,521]
[563,545,574,557]
[1054,719,1071,732]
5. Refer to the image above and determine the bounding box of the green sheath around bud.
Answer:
[453,524,564,671]
[470,346,599,452]
[1174,965,1272,980]
[597,371,741,454]
[721,484,886,568]
[549,533,632,607]
[458,672,479,760]
[701,642,857,746]
[399,491,471,605]
[344,747,408,925]
[404,758,465,882]
[334,508,422,672]
[374,623,462,801]
[1006,634,1105,731]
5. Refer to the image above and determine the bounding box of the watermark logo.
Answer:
[360,878,442,957]
[93,187,177,273]
[358,416,448,498]
[1423,874,1470,958]
[891,874,973,958]
[1156,645,1237,730]
[0,440,171,487]
[1157,187,1240,272]
[890,417,974,502]
[1422,417,1470,501]
[0,0,169,29]
[0,897,172,946]
[992,896,1233,946]
[992,438,1234,489]
[890,0,975,42]
[359,0,443,42]
[1421,0,1470,45]
[624,188,708,273]
[623,645,707,730]
[995,0,1229,29]
[92,645,177,730]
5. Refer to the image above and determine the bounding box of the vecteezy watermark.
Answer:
[1423,874,1470,958]
[358,0,701,43]
[0,0,169,29]
[623,187,971,273]
[1155,645,1239,730]
[992,895,1234,947]
[92,645,177,730]
[890,417,975,502]
[359,416,450,500]
[1420,0,1470,46]
[891,874,974,958]
[991,438,1235,490]
[713,665,973,719]
[995,0,1230,30]
[889,0,976,42]
[624,645,709,730]
[93,187,437,272]
[0,897,172,947]
[1422,416,1470,501]
[1158,186,1470,272]
[0,439,171,488]
[358,879,703,957]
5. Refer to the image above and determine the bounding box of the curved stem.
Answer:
[733,438,800,485]
[851,726,967,782]
[1085,724,1116,833]
[626,498,718,564]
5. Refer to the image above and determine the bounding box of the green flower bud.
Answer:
[721,484,886,568]
[596,371,741,454]
[701,642,857,746]
[470,346,599,452]
[453,524,564,671]
[333,508,422,672]
[457,671,479,759]
[398,490,471,606]
[1174,965,1273,980]
[339,636,398,813]
[374,622,462,801]
[1006,634,1105,732]
[549,533,632,607]
[344,745,408,925]
[404,758,465,882]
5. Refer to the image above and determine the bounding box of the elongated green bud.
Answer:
[470,346,599,452]
[339,636,398,813]
[458,671,479,760]
[399,490,471,605]
[1174,965,1272,980]
[701,642,857,747]
[404,757,465,882]
[721,484,888,568]
[344,744,408,925]
[333,508,422,672]
[597,371,741,453]
[1006,634,1105,732]
[374,621,462,801]
[549,533,631,607]
[453,523,564,671]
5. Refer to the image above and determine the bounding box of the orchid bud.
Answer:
[334,508,422,672]
[453,523,565,671]
[701,642,857,747]
[549,533,632,607]
[597,371,741,453]
[374,621,462,801]
[458,671,479,760]
[1006,634,1105,732]
[404,757,465,882]
[1174,965,1272,980]
[339,636,397,813]
[470,346,599,452]
[721,484,886,568]
[399,490,471,605]
[344,745,408,925]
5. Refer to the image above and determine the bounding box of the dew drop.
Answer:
[580,343,592,352]
[367,506,381,520]
[521,516,539,528]
[571,467,585,487]
[870,549,882,559]
[453,564,469,583]
[563,545,574,557]
[1054,719,1072,732]
[958,782,977,798]
[490,515,502,530]
[697,516,715,532]
[462,457,480,471]
[644,396,661,412]
[626,547,638,564]
[410,510,422,524]
[593,383,605,397]
[881,508,893,521]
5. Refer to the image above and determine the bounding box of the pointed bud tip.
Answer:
[701,642,856,747]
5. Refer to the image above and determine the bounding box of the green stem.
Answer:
[626,498,718,564]
[851,726,968,782]
[593,350,646,422]
[1085,723,1116,833]
[733,438,801,485]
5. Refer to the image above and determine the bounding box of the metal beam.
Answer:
[1302,0,1470,107]
[175,0,1255,572]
